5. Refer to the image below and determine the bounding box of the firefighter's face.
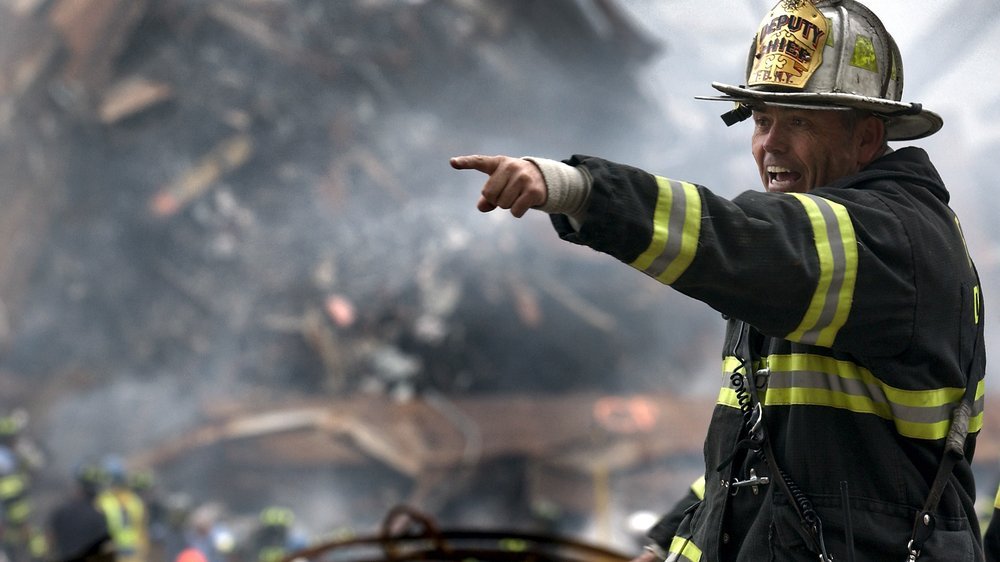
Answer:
[751,106,884,193]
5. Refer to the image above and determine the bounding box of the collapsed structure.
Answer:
[1,0,999,551]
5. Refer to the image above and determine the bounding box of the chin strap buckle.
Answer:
[721,103,753,126]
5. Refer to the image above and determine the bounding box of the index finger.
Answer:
[449,154,502,174]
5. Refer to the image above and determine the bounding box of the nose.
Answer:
[759,123,788,154]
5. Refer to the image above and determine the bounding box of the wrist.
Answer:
[522,157,591,218]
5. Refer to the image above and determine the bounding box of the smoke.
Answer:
[10,0,995,549]
[0,0,783,548]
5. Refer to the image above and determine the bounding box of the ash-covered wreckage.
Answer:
[2,0,997,556]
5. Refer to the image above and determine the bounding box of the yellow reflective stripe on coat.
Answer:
[5,497,31,523]
[629,177,700,284]
[29,529,49,558]
[0,472,26,498]
[690,474,706,500]
[785,194,857,347]
[258,546,287,562]
[666,536,703,562]
[717,354,985,440]
[993,483,1000,510]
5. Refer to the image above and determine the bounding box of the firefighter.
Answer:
[95,457,149,562]
[179,502,233,562]
[47,461,113,562]
[0,410,46,562]
[128,469,167,562]
[451,0,985,560]
[242,507,306,562]
[641,475,705,558]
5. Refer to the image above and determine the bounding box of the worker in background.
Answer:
[452,0,985,559]
[179,502,233,562]
[47,460,113,562]
[128,469,167,562]
[640,475,706,555]
[242,507,307,562]
[0,410,47,562]
[95,456,148,562]
[159,493,194,562]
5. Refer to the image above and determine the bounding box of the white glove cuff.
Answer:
[523,157,592,219]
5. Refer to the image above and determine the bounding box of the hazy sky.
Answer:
[621,0,1000,164]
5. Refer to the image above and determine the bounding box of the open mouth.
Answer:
[767,165,802,190]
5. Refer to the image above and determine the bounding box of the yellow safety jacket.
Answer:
[96,487,148,558]
[0,449,44,561]
[551,148,986,561]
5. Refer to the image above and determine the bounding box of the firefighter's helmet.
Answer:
[74,459,107,496]
[698,0,941,140]
[259,506,294,528]
[128,468,156,492]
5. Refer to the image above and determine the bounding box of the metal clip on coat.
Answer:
[730,468,769,496]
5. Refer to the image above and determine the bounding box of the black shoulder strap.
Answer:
[906,367,980,560]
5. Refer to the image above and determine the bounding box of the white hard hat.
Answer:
[698,0,942,140]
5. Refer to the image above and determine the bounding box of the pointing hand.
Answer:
[450,155,547,218]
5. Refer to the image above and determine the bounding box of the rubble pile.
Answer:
[0,0,727,543]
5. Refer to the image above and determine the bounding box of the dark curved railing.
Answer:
[285,505,631,562]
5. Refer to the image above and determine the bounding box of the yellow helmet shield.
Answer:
[748,0,830,89]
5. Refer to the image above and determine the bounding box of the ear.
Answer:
[856,115,886,167]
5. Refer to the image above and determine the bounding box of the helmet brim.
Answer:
[698,82,943,141]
